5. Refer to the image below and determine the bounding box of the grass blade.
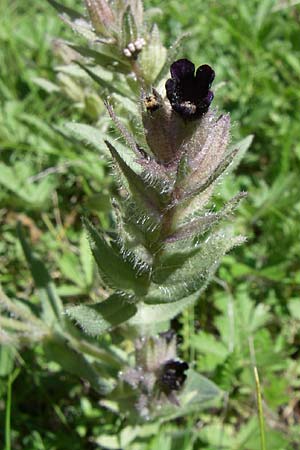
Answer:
[254,366,267,450]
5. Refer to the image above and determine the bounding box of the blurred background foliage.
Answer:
[0,0,300,448]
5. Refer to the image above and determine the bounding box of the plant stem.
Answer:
[5,377,11,450]
[254,366,266,450]
[0,287,40,324]
[5,369,20,450]
[0,316,37,332]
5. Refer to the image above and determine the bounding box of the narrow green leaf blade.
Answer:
[69,44,130,73]
[76,62,125,96]
[64,122,109,155]
[43,334,113,394]
[47,0,82,19]
[17,224,64,326]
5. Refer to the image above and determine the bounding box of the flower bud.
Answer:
[84,0,115,36]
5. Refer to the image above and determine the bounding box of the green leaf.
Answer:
[84,218,149,295]
[146,233,244,303]
[48,0,97,41]
[57,252,85,288]
[80,231,94,287]
[66,294,137,336]
[17,224,64,327]
[76,62,125,96]
[68,44,130,73]
[121,6,138,48]
[106,140,164,214]
[198,423,233,448]
[118,198,162,247]
[288,298,300,320]
[32,77,60,93]
[47,0,82,20]
[191,332,229,371]
[170,191,246,244]
[43,334,113,394]
[0,346,16,377]
[130,291,200,326]
[94,435,119,449]
[154,32,190,85]
[152,370,221,420]
[139,24,166,85]
[64,122,109,156]
[0,161,56,209]
[255,0,275,33]
[105,101,141,157]
[228,134,254,173]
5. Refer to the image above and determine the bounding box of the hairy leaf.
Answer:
[66,294,137,336]
[84,218,149,295]
[44,333,113,394]
[106,140,165,214]
[145,233,245,303]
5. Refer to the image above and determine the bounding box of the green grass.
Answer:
[1,0,300,448]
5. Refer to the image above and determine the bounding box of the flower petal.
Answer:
[195,64,215,93]
[165,77,177,102]
[170,58,195,81]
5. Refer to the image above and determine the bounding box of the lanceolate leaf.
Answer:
[227,134,254,173]
[43,333,113,394]
[17,224,64,326]
[66,293,137,336]
[167,192,247,243]
[145,233,245,304]
[48,0,97,41]
[84,218,149,295]
[64,122,109,156]
[165,213,220,243]
[119,198,163,248]
[121,6,138,48]
[182,149,239,203]
[47,0,83,20]
[105,101,141,156]
[76,62,126,97]
[105,140,165,214]
[68,44,130,73]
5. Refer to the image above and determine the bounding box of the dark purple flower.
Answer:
[159,359,189,394]
[165,58,215,119]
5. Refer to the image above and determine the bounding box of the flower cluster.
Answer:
[120,332,189,417]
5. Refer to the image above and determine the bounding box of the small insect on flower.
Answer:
[144,94,161,113]
[166,58,215,120]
